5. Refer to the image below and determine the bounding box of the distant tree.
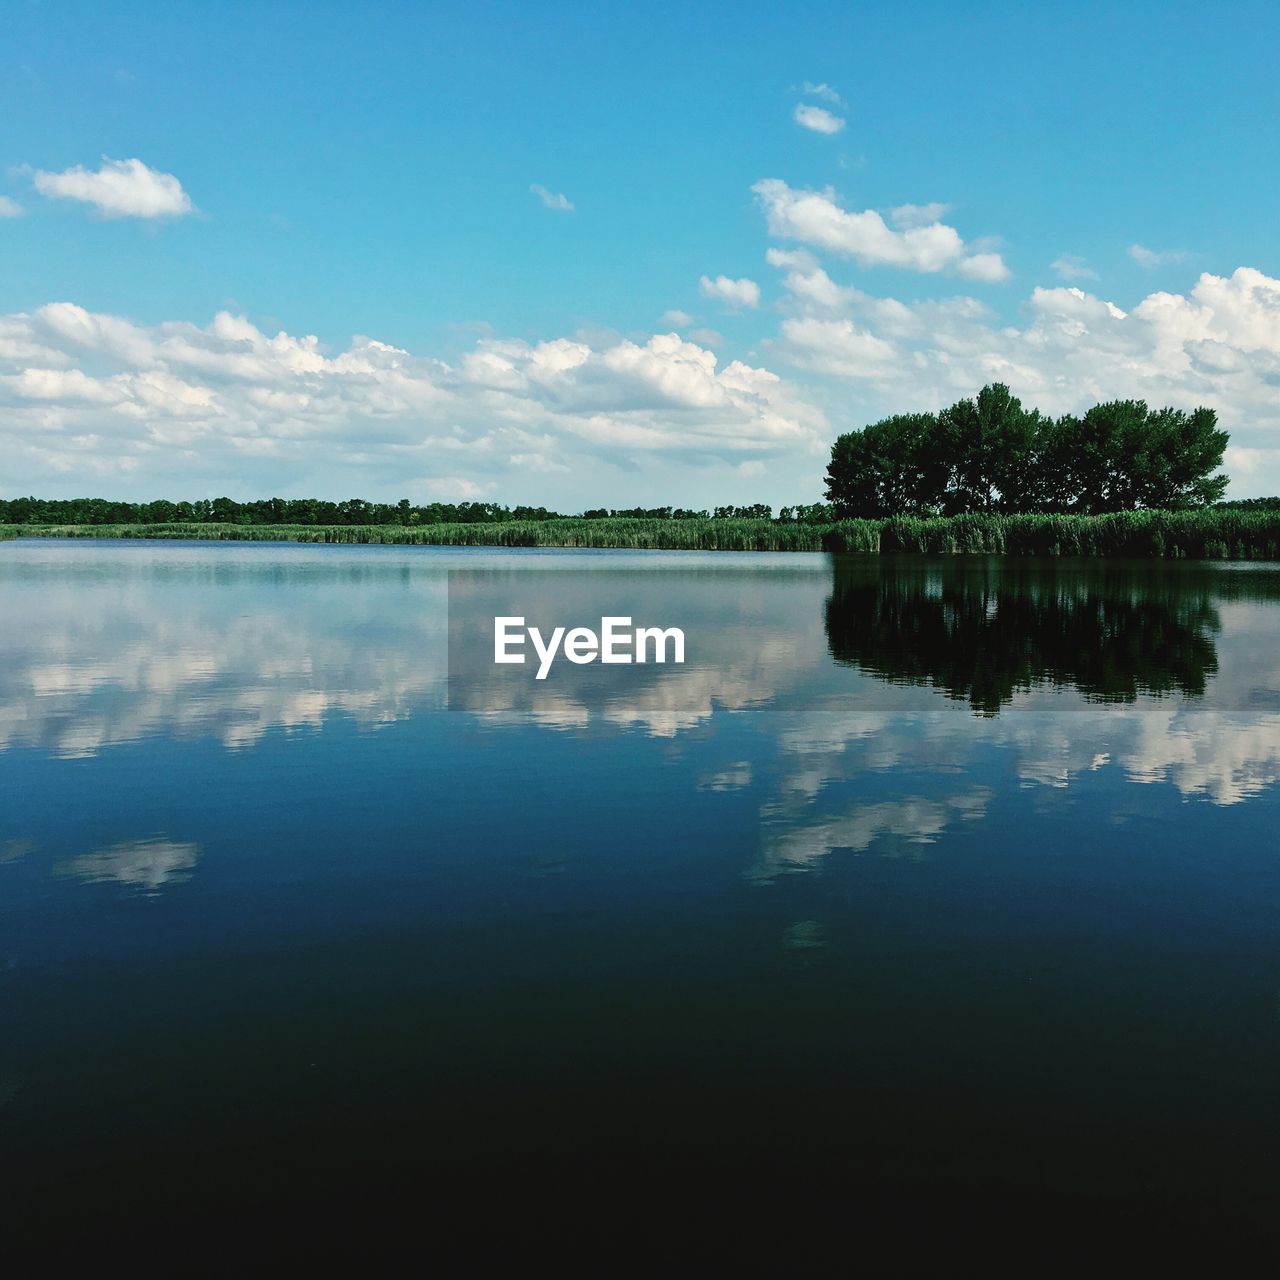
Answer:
[777,502,835,524]
[1217,496,1280,511]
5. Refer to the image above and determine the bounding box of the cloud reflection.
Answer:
[2,545,1279,908]
[57,838,201,891]
[0,548,448,755]
[752,787,992,881]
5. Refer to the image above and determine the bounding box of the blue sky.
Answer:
[3,0,1279,507]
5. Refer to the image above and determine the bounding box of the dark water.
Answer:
[2,540,1279,1256]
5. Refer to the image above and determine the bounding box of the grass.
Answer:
[6,508,1280,558]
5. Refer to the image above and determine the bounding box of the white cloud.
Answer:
[800,81,845,106]
[793,104,845,134]
[889,202,949,229]
[753,179,1011,281]
[0,196,22,218]
[768,262,1280,492]
[1130,243,1189,269]
[32,157,194,219]
[777,316,899,376]
[774,262,860,312]
[689,328,724,348]
[661,309,693,327]
[766,247,819,272]
[699,274,762,309]
[1051,254,1099,281]
[530,183,574,212]
[0,302,827,500]
[953,252,1010,283]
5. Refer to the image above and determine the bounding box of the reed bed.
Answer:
[8,509,1280,558]
[840,510,1280,559]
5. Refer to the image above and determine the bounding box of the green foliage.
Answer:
[0,495,569,528]
[824,414,942,518]
[10,508,1280,558]
[8,518,823,551]
[1217,496,1280,511]
[777,502,835,524]
[937,384,1048,514]
[820,509,1280,558]
[0,496,803,529]
[826,384,1229,518]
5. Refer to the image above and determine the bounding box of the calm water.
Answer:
[3,540,1279,1250]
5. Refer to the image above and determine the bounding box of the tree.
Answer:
[825,413,944,517]
[826,386,1230,518]
[1139,406,1229,509]
[936,384,1045,514]
[1040,401,1228,513]
[1045,400,1149,513]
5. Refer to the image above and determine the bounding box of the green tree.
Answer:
[1047,400,1149,512]
[1042,401,1228,512]
[1139,406,1229,508]
[825,413,944,517]
[827,386,1229,518]
[937,384,1045,514]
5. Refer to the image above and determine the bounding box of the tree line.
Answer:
[825,384,1230,518]
[0,497,567,527]
[0,496,838,527]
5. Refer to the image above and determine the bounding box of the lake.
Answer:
[3,539,1279,1255]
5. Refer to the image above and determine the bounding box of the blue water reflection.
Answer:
[2,539,1278,1241]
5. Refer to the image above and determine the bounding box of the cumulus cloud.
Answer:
[778,316,899,376]
[793,103,845,134]
[771,257,860,312]
[1051,254,1099,281]
[766,258,1280,493]
[32,157,195,218]
[1130,243,1189,269]
[753,179,1010,281]
[0,196,22,218]
[530,183,574,212]
[953,253,1009,283]
[699,274,762,309]
[0,302,826,498]
[661,309,693,327]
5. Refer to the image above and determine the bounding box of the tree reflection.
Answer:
[824,558,1235,715]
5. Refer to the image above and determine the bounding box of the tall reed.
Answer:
[9,509,1280,558]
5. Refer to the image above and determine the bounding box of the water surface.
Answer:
[2,540,1278,1247]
